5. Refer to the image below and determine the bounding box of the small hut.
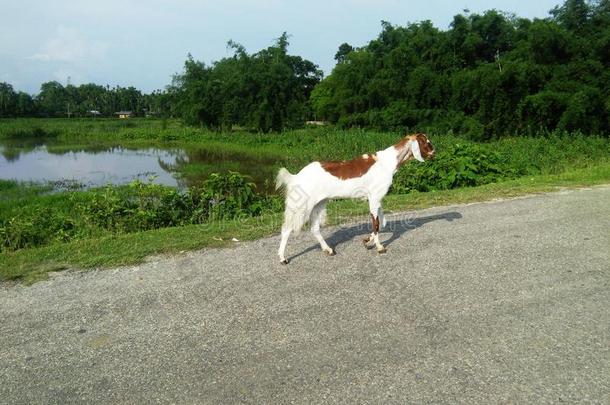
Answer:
[115,111,133,119]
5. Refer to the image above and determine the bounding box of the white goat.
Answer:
[275,133,436,264]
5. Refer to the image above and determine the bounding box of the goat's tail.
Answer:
[276,167,308,233]
[275,167,294,192]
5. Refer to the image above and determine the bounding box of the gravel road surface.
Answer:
[1,186,609,404]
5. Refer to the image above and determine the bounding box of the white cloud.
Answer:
[28,26,108,63]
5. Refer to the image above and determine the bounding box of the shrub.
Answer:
[199,172,264,220]
[392,143,516,193]
[0,172,277,252]
[0,207,81,251]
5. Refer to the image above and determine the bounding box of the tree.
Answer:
[0,82,18,117]
[334,43,354,63]
[551,0,591,31]
[171,33,322,131]
[37,81,68,116]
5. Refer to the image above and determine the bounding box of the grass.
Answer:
[1,118,609,283]
[2,162,609,284]
[0,179,52,200]
[3,118,609,165]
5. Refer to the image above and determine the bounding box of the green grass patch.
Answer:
[0,179,52,200]
[3,118,608,165]
[2,163,609,284]
[1,118,609,284]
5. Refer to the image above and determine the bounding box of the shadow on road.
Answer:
[289,211,463,261]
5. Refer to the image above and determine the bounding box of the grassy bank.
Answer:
[2,163,609,283]
[2,118,609,170]
[2,118,609,190]
[1,118,609,283]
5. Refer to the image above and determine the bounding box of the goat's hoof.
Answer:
[280,259,289,265]
[377,248,387,254]
[325,248,336,256]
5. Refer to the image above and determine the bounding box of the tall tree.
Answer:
[171,33,322,131]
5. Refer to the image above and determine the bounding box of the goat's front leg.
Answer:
[364,201,386,254]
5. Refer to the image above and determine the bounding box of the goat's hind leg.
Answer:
[365,201,386,254]
[278,201,313,264]
[362,204,375,248]
[363,215,384,252]
[278,225,292,264]
[310,201,335,256]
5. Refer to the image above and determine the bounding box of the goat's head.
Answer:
[410,133,435,161]
[396,133,436,164]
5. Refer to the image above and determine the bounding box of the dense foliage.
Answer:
[167,33,322,132]
[312,0,610,138]
[0,173,280,252]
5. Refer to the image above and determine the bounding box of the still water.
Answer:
[0,138,277,191]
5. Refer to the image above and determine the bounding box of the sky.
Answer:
[0,0,564,94]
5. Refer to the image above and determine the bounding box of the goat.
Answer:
[275,133,436,264]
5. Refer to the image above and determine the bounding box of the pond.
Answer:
[0,138,279,192]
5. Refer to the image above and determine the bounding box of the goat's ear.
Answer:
[410,140,424,162]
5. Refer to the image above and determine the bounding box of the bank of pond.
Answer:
[1,121,608,254]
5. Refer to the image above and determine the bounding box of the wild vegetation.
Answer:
[313,0,610,138]
[1,0,610,281]
[1,1,609,135]
[168,33,322,132]
[0,81,168,118]
[0,173,281,253]
[1,119,609,257]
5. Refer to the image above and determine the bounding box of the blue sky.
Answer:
[1,0,563,94]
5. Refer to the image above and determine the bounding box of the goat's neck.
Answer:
[389,141,414,170]
[377,143,411,174]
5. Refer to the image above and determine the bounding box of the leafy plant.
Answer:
[0,173,278,253]
[392,143,517,192]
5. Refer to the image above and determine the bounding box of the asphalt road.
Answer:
[1,187,609,404]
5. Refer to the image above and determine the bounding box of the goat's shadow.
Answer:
[289,211,463,262]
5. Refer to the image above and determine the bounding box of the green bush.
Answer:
[0,173,279,252]
[0,207,82,251]
[200,172,264,220]
[392,143,516,193]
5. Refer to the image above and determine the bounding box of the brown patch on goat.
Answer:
[394,132,436,164]
[393,135,413,151]
[321,154,377,180]
[370,213,380,233]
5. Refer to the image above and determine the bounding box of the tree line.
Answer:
[0,81,169,118]
[1,0,609,137]
[313,0,610,138]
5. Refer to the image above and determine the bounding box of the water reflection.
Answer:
[1,138,48,162]
[0,138,277,192]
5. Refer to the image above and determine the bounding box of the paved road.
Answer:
[1,187,609,404]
